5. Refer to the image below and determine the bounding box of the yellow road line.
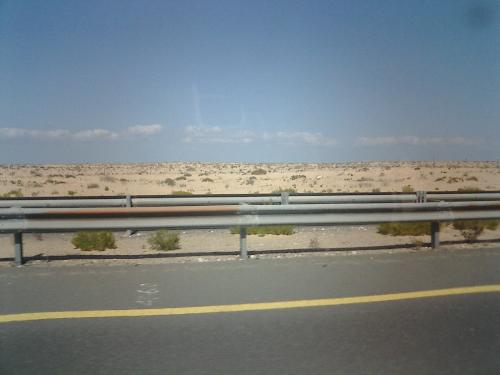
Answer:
[1,284,500,324]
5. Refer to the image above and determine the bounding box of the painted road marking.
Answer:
[136,283,160,306]
[1,284,499,324]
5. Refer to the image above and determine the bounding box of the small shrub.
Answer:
[245,177,256,185]
[465,176,478,182]
[377,222,431,236]
[175,176,187,181]
[458,187,482,192]
[272,187,297,194]
[171,191,193,195]
[372,188,381,193]
[453,220,499,242]
[162,178,176,186]
[251,168,267,175]
[67,190,77,196]
[230,225,294,236]
[46,179,65,184]
[148,230,180,251]
[484,221,499,230]
[291,174,306,180]
[1,189,23,198]
[202,177,214,182]
[87,183,99,189]
[30,170,43,177]
[71,231,117,251]
[402,185,414,193]
[100,176,116,183]
[104,186,109,191]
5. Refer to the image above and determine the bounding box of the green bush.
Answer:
[148,230,180,251]
[71,231,117,251]
[1,189,23,197]
[230,225,294,236]
[377,222,431,236]
[452,220,499,242]
[402,185,414,193]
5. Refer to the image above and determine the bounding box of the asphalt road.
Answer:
[1,248,500,374]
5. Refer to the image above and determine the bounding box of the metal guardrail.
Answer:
[2,191,500,208]
[1,193,500,266]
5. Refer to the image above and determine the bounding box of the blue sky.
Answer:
[0,0,499,163]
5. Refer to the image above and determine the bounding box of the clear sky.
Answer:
[0,0,499,164]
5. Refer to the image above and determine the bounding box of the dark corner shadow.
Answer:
[1,237,500,264]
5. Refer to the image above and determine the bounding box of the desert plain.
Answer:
[1,160,500,266]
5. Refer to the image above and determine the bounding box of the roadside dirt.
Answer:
[1,225,499,267]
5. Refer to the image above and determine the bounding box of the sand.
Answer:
[1,161,499,197]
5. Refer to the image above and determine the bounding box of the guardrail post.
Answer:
[431,222,440,249]
[14,232,23,266]
[416,191,427,203]
[125,195,137,236]
[281,192,289,205]
[239,227,248,259]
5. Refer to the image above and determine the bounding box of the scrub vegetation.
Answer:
[148,230,180,251]
[453,220,499,242]
[377,222,431,236]
[231,225,294,236]
[71,231,117,251]
[1,189,23,197]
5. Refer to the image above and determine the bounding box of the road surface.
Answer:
[1,247,500,374]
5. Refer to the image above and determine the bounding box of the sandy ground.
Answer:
[1,225,499,267]
[1,161,499,197]
[1,161,499,266]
